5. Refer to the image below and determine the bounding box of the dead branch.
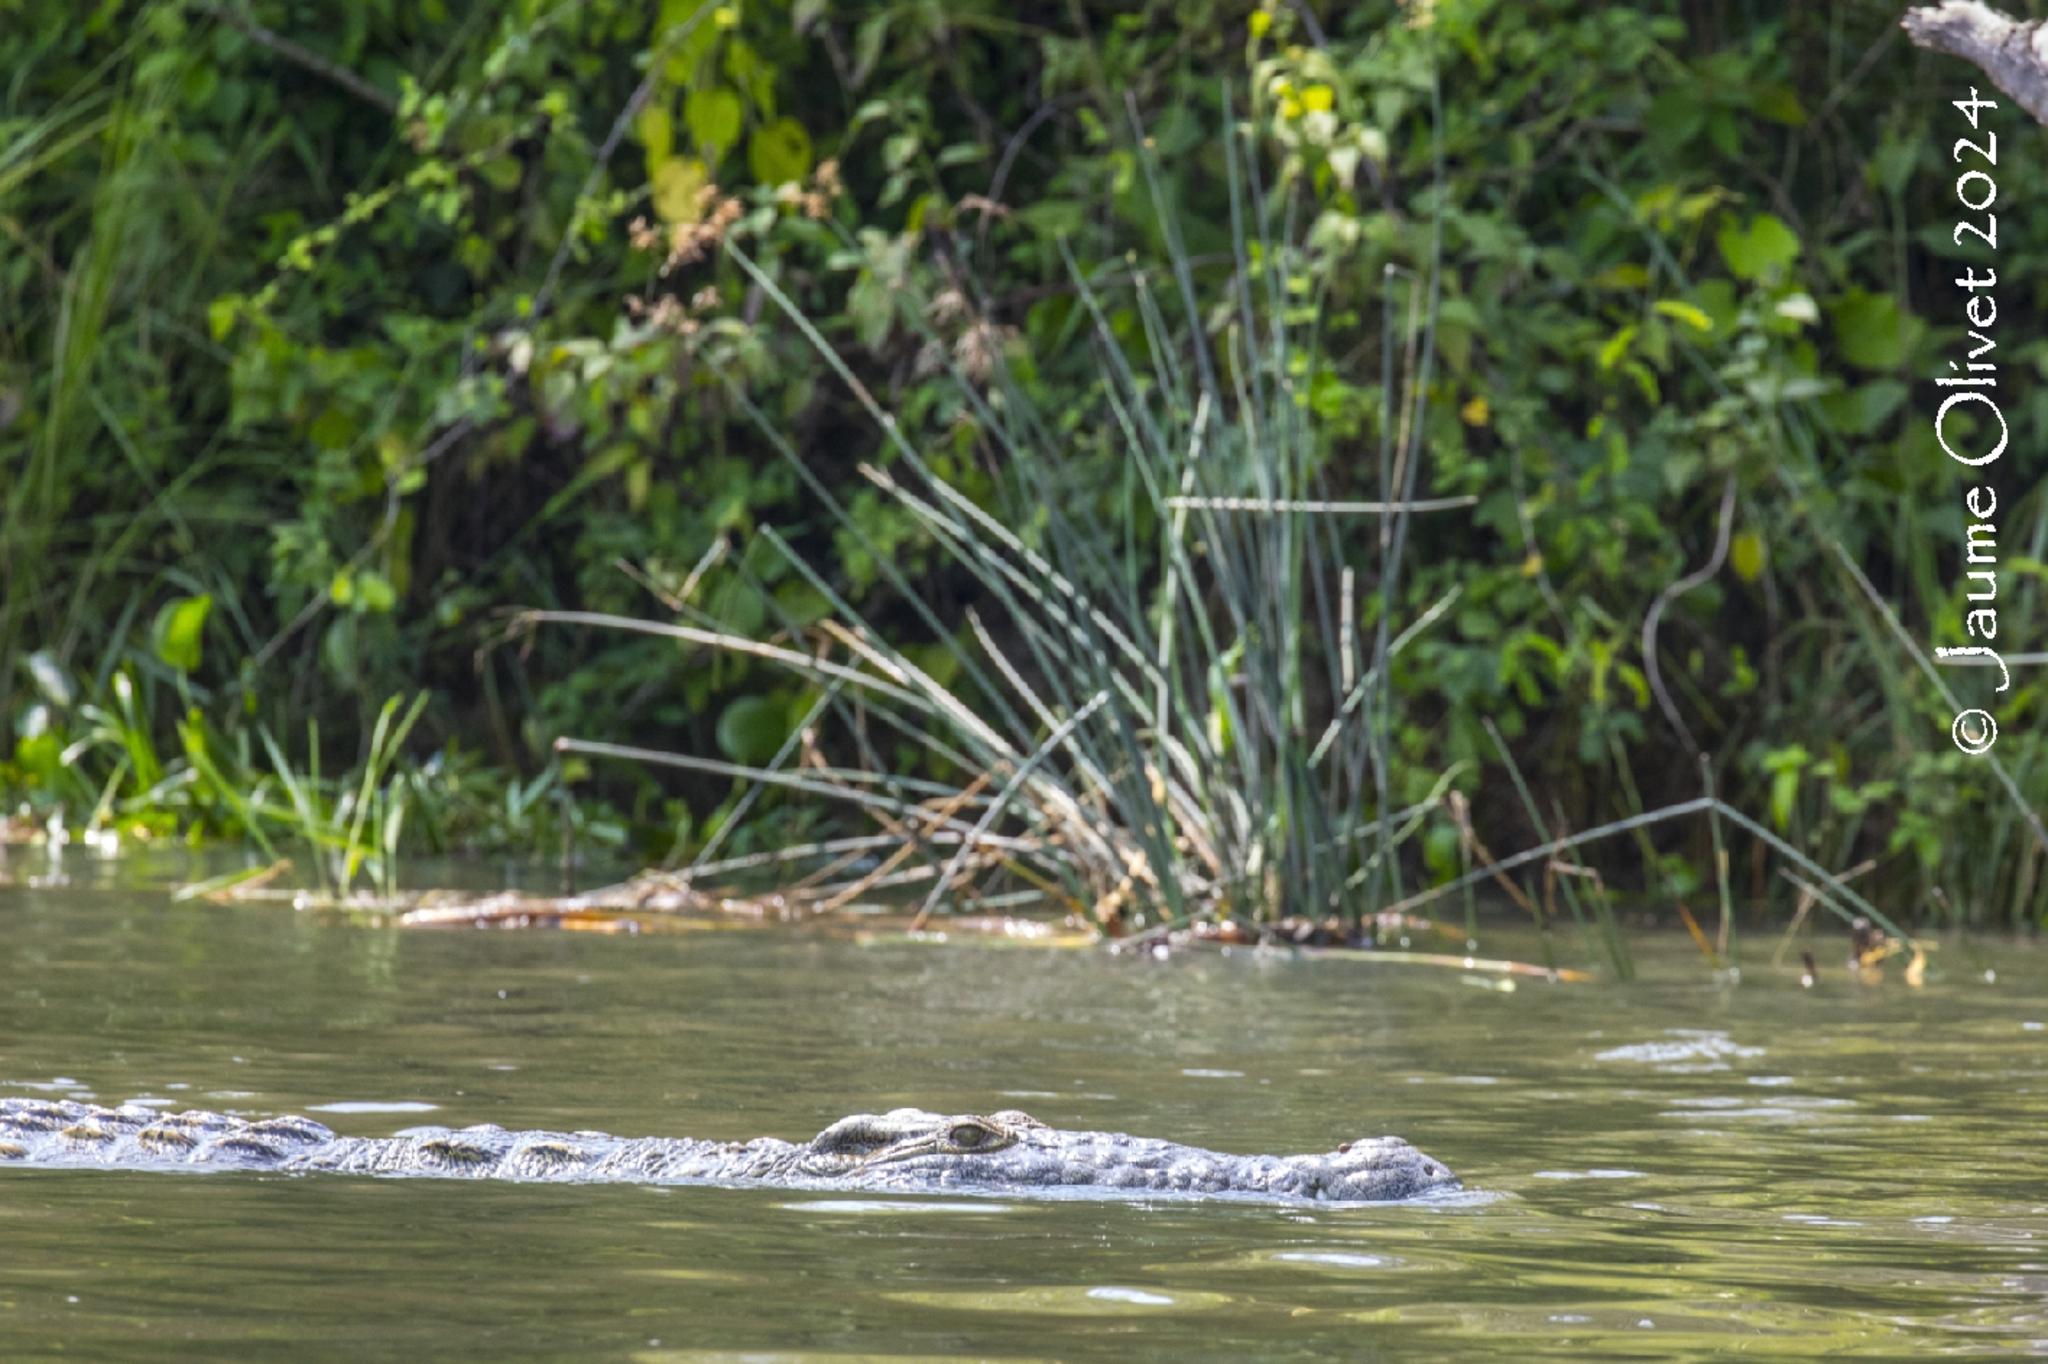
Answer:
[1904,2,2048,126]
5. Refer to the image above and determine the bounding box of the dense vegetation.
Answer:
[3,0,2043,926]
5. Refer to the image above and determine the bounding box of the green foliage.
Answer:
[151,595,213,674]
[1716,212,1800,283]
[0,0,2041,924]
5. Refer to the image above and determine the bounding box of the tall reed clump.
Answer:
[541,108,1901,957]
[537,110,1486,935]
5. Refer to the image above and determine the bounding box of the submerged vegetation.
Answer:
[2,2,2044,946]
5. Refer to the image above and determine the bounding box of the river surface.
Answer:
[2,862,2045,1359]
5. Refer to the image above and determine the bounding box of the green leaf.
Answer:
[847,271,893,347]
[651,155,709,222]
[685,87,742,161]
[716,695,787,766]
[711,578,767,637]
[1760,744,1810,834]
[356,570,397,612]
[1597,324,1636,372]
[1817,379,1908,436]
[1653,299,1712,332]
[478,156,522,191]
[659,0,721,70]
[1013,199,1085,237]
[1644,90,1703,147]
[1751,83,1805,127]
[1770,766,1799,832]
[748,117,812,186]
[637,101,673,167]
[851,13,891,87]
[152,594,213,673]
[1829,290,1911,370]
[1716,213,1799,283]
[1588,263,1650,290]
[308,406,356,449]
[772,581,833,629]
[1693,278,1739,334]
[1867,135,1917,196]
[207,294,242,342]
[1423,822,1461,882]
[1730,531,1765,583]
[723,36,774,116]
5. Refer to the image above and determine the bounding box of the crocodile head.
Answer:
[1272,1134,1460,1202]
[787,1107,1456,1202]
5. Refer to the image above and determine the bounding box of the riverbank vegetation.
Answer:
[3,1,2044,938]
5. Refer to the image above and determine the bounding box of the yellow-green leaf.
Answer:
[685,86,742,161]
[651,155,708,223]
[1752,83,1806,127]
[1653,299,1712,332]
[207,294,242,341]
[637,102,673,167]
[1770,766,1798,831]
[748,116,812,185]
[1730,531,1765,583]
[1716,212,1800,283]
[1597,324,1636,371]
[354,570,396,613]
[152,594,213,673]
[1587,263,1650,290]
[308,406,356,449]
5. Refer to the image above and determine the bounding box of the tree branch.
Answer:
[1903,1,2048,126]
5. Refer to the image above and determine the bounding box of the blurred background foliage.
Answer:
[1,0,2043,919]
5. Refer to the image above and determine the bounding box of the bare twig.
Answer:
[1642,474,1737,755]
[982,93,1079,244]
[1445,790,1541,923]
[198,2,397,115]
[1385,795,1903,939]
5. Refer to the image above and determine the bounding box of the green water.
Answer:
[2,867,2046,1360]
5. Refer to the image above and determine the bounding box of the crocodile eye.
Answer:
[949,1123,990,1149]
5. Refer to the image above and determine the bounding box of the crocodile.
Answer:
[0,1098,1457,1204]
